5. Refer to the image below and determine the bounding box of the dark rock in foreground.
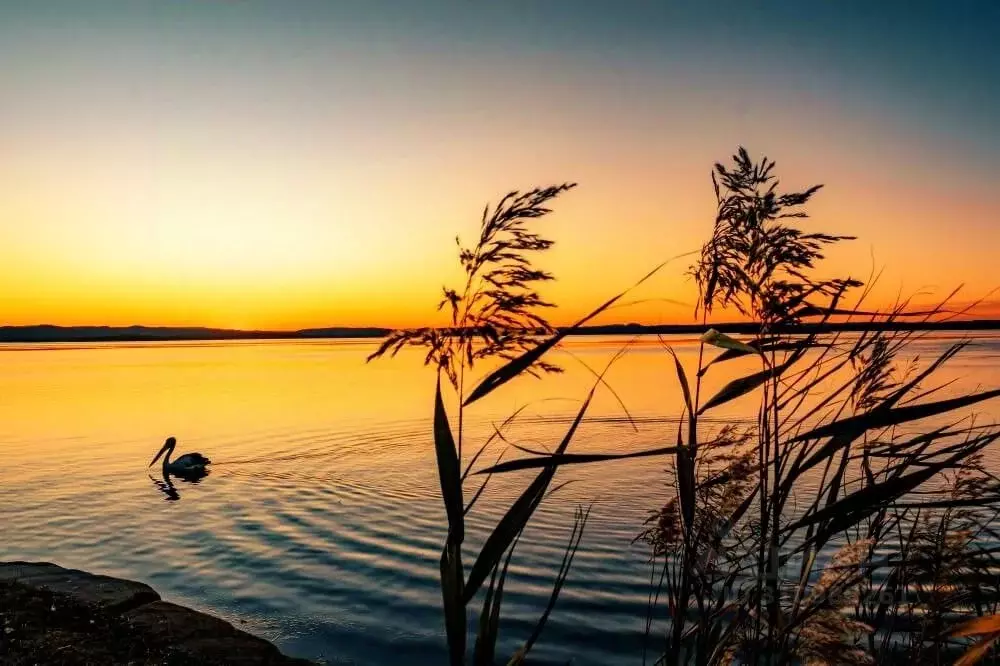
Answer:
[0,562,160,614]
[0,561,314,665]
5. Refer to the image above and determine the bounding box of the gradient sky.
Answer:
[1,1,998,329]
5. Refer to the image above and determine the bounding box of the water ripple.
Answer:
[4,336,999,664]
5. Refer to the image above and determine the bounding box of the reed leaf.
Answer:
[698,339,827,377]
[463,473,547,607]
[473,535,520,666]
[698,360,793,414]
[463,260,671,406]
[476,445,682,475]
[782,424,958,500]
[462,404,530,482]
[700,328,759,356]
[463,381,597,603]
[465,449,506,516]
[511,505,591,663]
[435,376,464,544]
[667,346,693,415]
[789,388,1000,443]
[440,541,466,666]
[473,566,500,666]
[676,411,696,532]
[787,448,980,542]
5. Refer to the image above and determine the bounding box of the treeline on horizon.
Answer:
[3,319,1000,343]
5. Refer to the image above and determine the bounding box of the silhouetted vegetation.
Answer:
[370,148,1000,665]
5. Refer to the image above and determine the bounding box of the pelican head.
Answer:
[149,436,177,468]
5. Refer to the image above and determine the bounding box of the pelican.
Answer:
[149,437,211,477]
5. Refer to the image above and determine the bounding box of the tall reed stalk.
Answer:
[369,184,626,664]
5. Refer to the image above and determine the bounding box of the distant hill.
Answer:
[0,325,389,343]
[1,320,999,343]
[295,327,392,338]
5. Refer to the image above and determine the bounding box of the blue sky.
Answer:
[0,1,997,326]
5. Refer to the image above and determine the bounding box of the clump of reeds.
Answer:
[623,149,1000,665]
[370,148,1000,665]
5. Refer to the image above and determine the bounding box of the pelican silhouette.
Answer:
[149,437,211,477]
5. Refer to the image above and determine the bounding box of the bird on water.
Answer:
[149,436,211,477]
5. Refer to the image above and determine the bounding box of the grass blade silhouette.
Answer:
[463,378,599,604]
[508,506,590,664]
[666,346,693,415]
[476,445,683,474]
[440,541,466,666]
[790,389,1000,442]
[434,375,464,544]
[698,360,793,414]
[473,535,520,666]
[463,260,672,406]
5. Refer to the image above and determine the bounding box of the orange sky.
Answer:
[1,3,997,330]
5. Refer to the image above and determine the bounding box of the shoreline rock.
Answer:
[0,561,314,665]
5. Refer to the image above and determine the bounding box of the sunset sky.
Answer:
[1,1,998,329]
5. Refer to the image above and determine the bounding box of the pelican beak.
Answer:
[149,441,171,467]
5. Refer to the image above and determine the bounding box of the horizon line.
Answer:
[4,320,1000,344]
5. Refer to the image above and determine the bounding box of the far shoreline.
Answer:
[3,320,1000,344]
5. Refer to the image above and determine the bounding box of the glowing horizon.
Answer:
[1,2,998,330]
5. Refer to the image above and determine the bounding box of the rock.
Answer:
[174,636,298,665]
[0,561,160,613]
[1,561,316,664]
[123,600,309,664]
[123,600,244,644]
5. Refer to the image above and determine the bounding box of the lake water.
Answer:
[2,334,999,664]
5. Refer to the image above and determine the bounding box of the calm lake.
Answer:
[2,334,999,664]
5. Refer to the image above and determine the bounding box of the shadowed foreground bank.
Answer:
[0,562,313,665]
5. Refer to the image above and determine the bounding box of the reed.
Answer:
[370,148,1000,665]
[369,183,610,665]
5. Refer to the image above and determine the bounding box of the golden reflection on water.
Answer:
[1,332,997,504]
[0,336,714,468]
